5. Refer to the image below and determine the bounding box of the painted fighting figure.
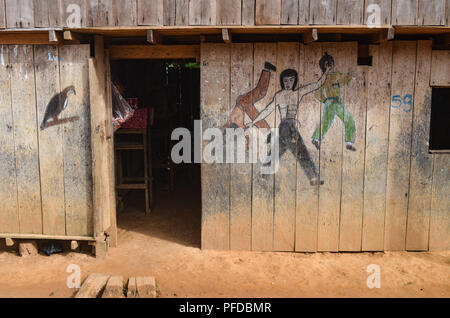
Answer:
[311,53,357,151]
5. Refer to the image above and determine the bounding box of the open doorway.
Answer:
[110,58,201,248]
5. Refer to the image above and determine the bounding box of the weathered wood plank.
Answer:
[201,43,230,250]
[75,274,110,298]
[135,277,157,298]
[86,0,112,26]
[229,43,253,251]
[310,0,337,25]
[164,0,176,25]
[295,42,322,252]
[6,0,34,28]
[34,45,65,236]
[406,40,433,251]
[339,43,366,251]
[429,154,450,251]
[298,0,310,25]
[59,45,93,237]
[0,45,19,233]
[102,276,125,298]
[216,0,241,25]
[111,0,138,26]
[337,0,364,25]
[273,42,298,251]
[61,0,87,28]
[317,43,344,252]
[281,0,299,25]
[361,42,392,251]
[189,0,217,25]
[417,0,445,25]
[364,0,391,25]
[430,50,450,86]
[176,0,189,25]
[138,0,164,25]
[392,0,418,25]
[255,0,281,25]
[0,0,5,29]
[242,0,255,25]
[251,42,276,251]
[385,41,417,251]
[33,0,62,27]
[10,45,42,234]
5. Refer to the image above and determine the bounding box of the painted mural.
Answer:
[40,86,78,130]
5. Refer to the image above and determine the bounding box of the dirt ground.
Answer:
[0,184,449,298]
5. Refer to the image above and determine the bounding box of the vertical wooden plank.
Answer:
[34,45,66,236]
[111,0,138,26]
[405,41,433,251]
[385,41,417,251]
[361,42,392,251]
[337,0,364,24]
[138,0,164,25]
[61,0,87,28]
[310,0,337,24]
[429,154,450,251]
[242,0,255,25]
[175,0,189,25]
[255,0,281,25]
[251,42,276,251]
[273,42,299,251]
[6,0,35,28]
[364,0,391,25]
[201,43,230,250]
[298,0,310,25]
[229,43,253,251]
[417,0,445,25]
[0,45,19,234]
[430,51,450,86]
[339,43,366,251]
[295,42,322,252]
[447,0,450,25]
[164,0,176,25]
[281,0,299,25]
[87,0,112,26]
[317,43,344,252]
[392,0,418,25]
[189,0,216,25]
[60,45,93,237]
[34,0,62,27]
[216,0,241,25]
[0,0,5,29]
[10,45,41,234]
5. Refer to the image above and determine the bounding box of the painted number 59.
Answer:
[392,94,413,113]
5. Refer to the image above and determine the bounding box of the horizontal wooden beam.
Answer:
[0,32,59,44]
[0,233,96,241]
[109,45,200,60]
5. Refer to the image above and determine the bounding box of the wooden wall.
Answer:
[201,40,450,252]
[0,0,449,29]
[0,44,94,238]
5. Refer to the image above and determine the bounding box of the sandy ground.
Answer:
[0,184,449,298]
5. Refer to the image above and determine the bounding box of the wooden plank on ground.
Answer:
[339,42,366,251]
[216,0,241,25]
[418,0,446,25]
[251,42,276,251]
[242,0,255,25]
[317,43,344,252]
[61,0,87,28]
[385,41,417,251]
[337,0,364,25]
[189,0,217,25]
[0,0,5,29]
[273,42,298,251]
[60,45,93,237]
[34,45,65,236]
[6,0,35,28]
[295,42,322,252]
[10,45,42,234]
[111,0,138,26]
[75,274,110,298]
[255,0,281,25]
[33,0,62,27]
[136,277,157,298]
[201,43,230,250]
[429,154,450,251]
[86,0,112,26]
[430,50,450,86]
[406,40,433,251]
[102,276,125,298]
[281,0,299,25]
[392,0,418,25]
[229,43,253,251]
[127,277,137,297]
[298,0,310,25]
[0,45,19,233]
[364,0,392,25]
[138,0,164,25]
[310,0,337,25]
[361,42,392,251]
[176,0,190,25]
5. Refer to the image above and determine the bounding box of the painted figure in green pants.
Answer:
[311,53,357,152]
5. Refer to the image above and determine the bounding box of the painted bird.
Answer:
[40,86,76,130]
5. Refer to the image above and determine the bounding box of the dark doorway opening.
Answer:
[110,59,201,248]
[429,87,450,152]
